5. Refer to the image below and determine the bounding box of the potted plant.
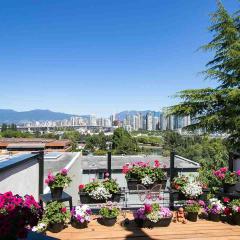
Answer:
[122,160,167,190]
[0,191,42,240]
[71,205,92,228]
[205,198,225,222]
[98,201,120,226]
[45,168,72,200]
[181,180,203,200]
[171,175,189,200]
[213,167,240,193]
[134,203,173,228]
[31,222,47,236]
[229,199,240,225]
[79,178,121,203]
[42,201,70,233]
[185,200,204,222]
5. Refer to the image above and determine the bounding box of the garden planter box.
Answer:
[79,191,121,204]
[187,212,198,222]
[232,213,240,226]
[98,217,117,226]
[50,187,63,200]
[223,184,236,193]
[135,217,172,228]
[71,219,88,229]
[48,222,65,233]
[209,213,221,222]
[127,178,167,191]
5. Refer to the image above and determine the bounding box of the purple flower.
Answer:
[60,168,68,176]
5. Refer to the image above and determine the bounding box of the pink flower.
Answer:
[61,207,67,213]
[220,167,228,173]
[3,191,13,199]
[105,172,110,177]
[236,169,240,177]
[79,184,85,190]
[223,197,230,203]
[122,165,130,174]
[144,204,152,213]
[60,168,68,176]
[154,160,160,168]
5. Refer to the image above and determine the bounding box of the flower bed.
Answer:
[228,199,240,225]
[45,168,72,200]
[0,191,42,240]
[71,205,92,228]
[122,160,167,190]
[134,203,172,228]
[79,178,121,203]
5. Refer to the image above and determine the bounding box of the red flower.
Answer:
[3,191,13,199]
[224,207,231,216]
[223,197,230,203]
[79,184,85,190]
[154,160,160,168]
[144,204,152,213]
[61,207,67,213]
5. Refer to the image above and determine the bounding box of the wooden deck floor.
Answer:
[47,214,240,240]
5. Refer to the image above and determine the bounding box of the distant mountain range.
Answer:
[0,109,161,123]
[0,109,78,123]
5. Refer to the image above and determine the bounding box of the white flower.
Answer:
[141,176,154,185]
[89,184,112,200]
[181,181,203,198]
[32,223,47,233]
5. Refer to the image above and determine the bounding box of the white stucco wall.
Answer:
[0,159,39,200]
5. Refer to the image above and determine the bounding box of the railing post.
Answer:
[38,151,44,195]
[170,151,175,182]
[228,152,234,172]
[169,151,175,210]
[107,151,112,179]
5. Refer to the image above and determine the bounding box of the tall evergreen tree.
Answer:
[170,1,240,150]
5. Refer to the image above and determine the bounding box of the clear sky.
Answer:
[0,0,239,116]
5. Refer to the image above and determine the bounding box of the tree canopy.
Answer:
[170,1,240,151]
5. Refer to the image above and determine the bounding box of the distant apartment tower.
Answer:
[89,115,97,126]
[152,116,159,130]
[146,112,153,131]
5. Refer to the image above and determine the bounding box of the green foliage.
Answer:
[135,136,162,146]
[169,2,240,151]
[125,165,166,182]
[84,132,110,152]
[42,202,70,225]
[83,179,120,195]
[172,175,189,190]
[62,130,81,151]
[93,149,108,155]
[112,128,139,154]
[99,202,120,218]
[185,202,201,213]
[49,173,72,189]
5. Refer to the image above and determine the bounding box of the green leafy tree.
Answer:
[112,128,139,154]
[170,1,240,151]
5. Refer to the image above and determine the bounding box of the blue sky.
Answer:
[0,0,239,116]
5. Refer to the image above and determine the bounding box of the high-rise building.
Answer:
[146,112,153,131]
